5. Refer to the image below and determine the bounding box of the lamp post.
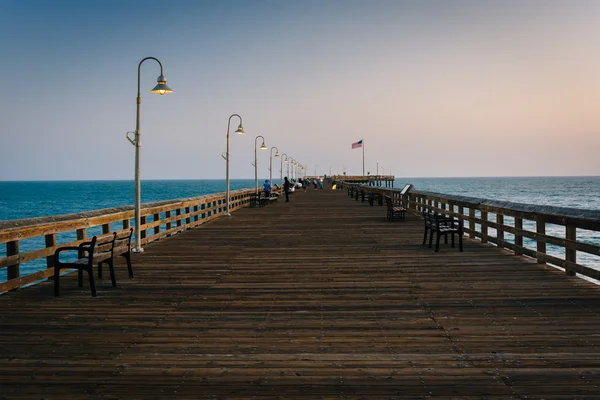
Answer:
[269,146,279,186]
[224,114,245,216]
[280,153,288,185]
[125,57,172,253]
[288,158,294,181]
[253,135,267,194]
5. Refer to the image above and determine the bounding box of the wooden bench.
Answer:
[98,228,134,280]
[368,192,383,206]
[266,194,278,204]
[251,192,278,208]
[384,195,406,221]
[354,187,366,202]
[54,228,134,297]
[422,211,463,252]
[250,192,265,208]
[54,233,115,297]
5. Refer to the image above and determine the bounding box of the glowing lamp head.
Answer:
[234,124,245,134]
[151,75,173,95]
[260,142,267,150]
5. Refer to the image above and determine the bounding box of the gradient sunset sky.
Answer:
[1,0,599,180]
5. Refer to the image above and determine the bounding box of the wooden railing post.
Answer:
[481,210,488,244]
[123,218,130,230]
[76,228,86,241]
[469,208,476,239]
[6,240,19,282]
[154,213,160,236]
[185,207,191,225]
[515,217,523,255]
[496,214,504,248]
[165,211,172,235]
[140,216,147,241]
[566,225,576,276]
[45,233,56,271]
[102,223,110,235]
[176,208,182,228]
[536,219,546,264]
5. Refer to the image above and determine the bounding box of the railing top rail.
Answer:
[0,188,255,232]
[414,190,600,222]
[349,183,600,228]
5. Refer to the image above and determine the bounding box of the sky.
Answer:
[1,0,599,180]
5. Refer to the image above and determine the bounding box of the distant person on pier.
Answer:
[263,179,271,198]
[283,177,291,202]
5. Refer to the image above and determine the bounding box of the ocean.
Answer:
[1,177,600,282]
[2,177,599,222]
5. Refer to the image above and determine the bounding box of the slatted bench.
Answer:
[384,195,406,221]
[98,228,134,280]
[250,192,265,208]
[54,233,115,297]
[422,211,463,252]
[355,188,366,202]
[54,228,134,297]
[368,192,383,206]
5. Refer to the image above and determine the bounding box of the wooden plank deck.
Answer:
[3,187,600,399]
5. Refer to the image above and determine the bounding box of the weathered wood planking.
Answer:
[2,186,600,399]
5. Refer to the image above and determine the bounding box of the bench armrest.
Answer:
[54,246,85,262]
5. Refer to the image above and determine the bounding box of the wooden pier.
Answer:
[3,187,600,398]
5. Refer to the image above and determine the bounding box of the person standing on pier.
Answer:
[284,177,291,202]
[263,179,271,198]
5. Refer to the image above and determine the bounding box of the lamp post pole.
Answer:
[269,146,279,187]
[288,158,293,181]
[225,114,245,216]
[254,135,266,194]
[125,57,172,253]
[280,153,288,185]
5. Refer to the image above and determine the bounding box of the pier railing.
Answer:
[0,188,255,293]
[345,182,600,280]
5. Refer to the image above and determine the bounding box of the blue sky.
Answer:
[1,0,599,180]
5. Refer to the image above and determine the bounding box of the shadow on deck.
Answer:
[2,187,600,399]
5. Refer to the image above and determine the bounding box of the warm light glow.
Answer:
[235,124,245,134]
[150,75,173,96]
[275,153,280,158]
[260,142,267,150]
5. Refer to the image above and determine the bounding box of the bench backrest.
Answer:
[78,236,98,263]
[113,228,133,256]
[384,195,393,209]
[91,233,117,263]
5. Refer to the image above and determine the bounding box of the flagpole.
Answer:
[362,139,365,176]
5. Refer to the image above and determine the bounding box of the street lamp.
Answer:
[269,146,279,187]
[280,153,288,185]
[224,114,245,216]
[288,158,295,181]
[254,135,267,194]
[126,56,172,253]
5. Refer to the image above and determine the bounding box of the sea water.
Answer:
[1,177,599,282]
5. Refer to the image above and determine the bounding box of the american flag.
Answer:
[351,139,363,149]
